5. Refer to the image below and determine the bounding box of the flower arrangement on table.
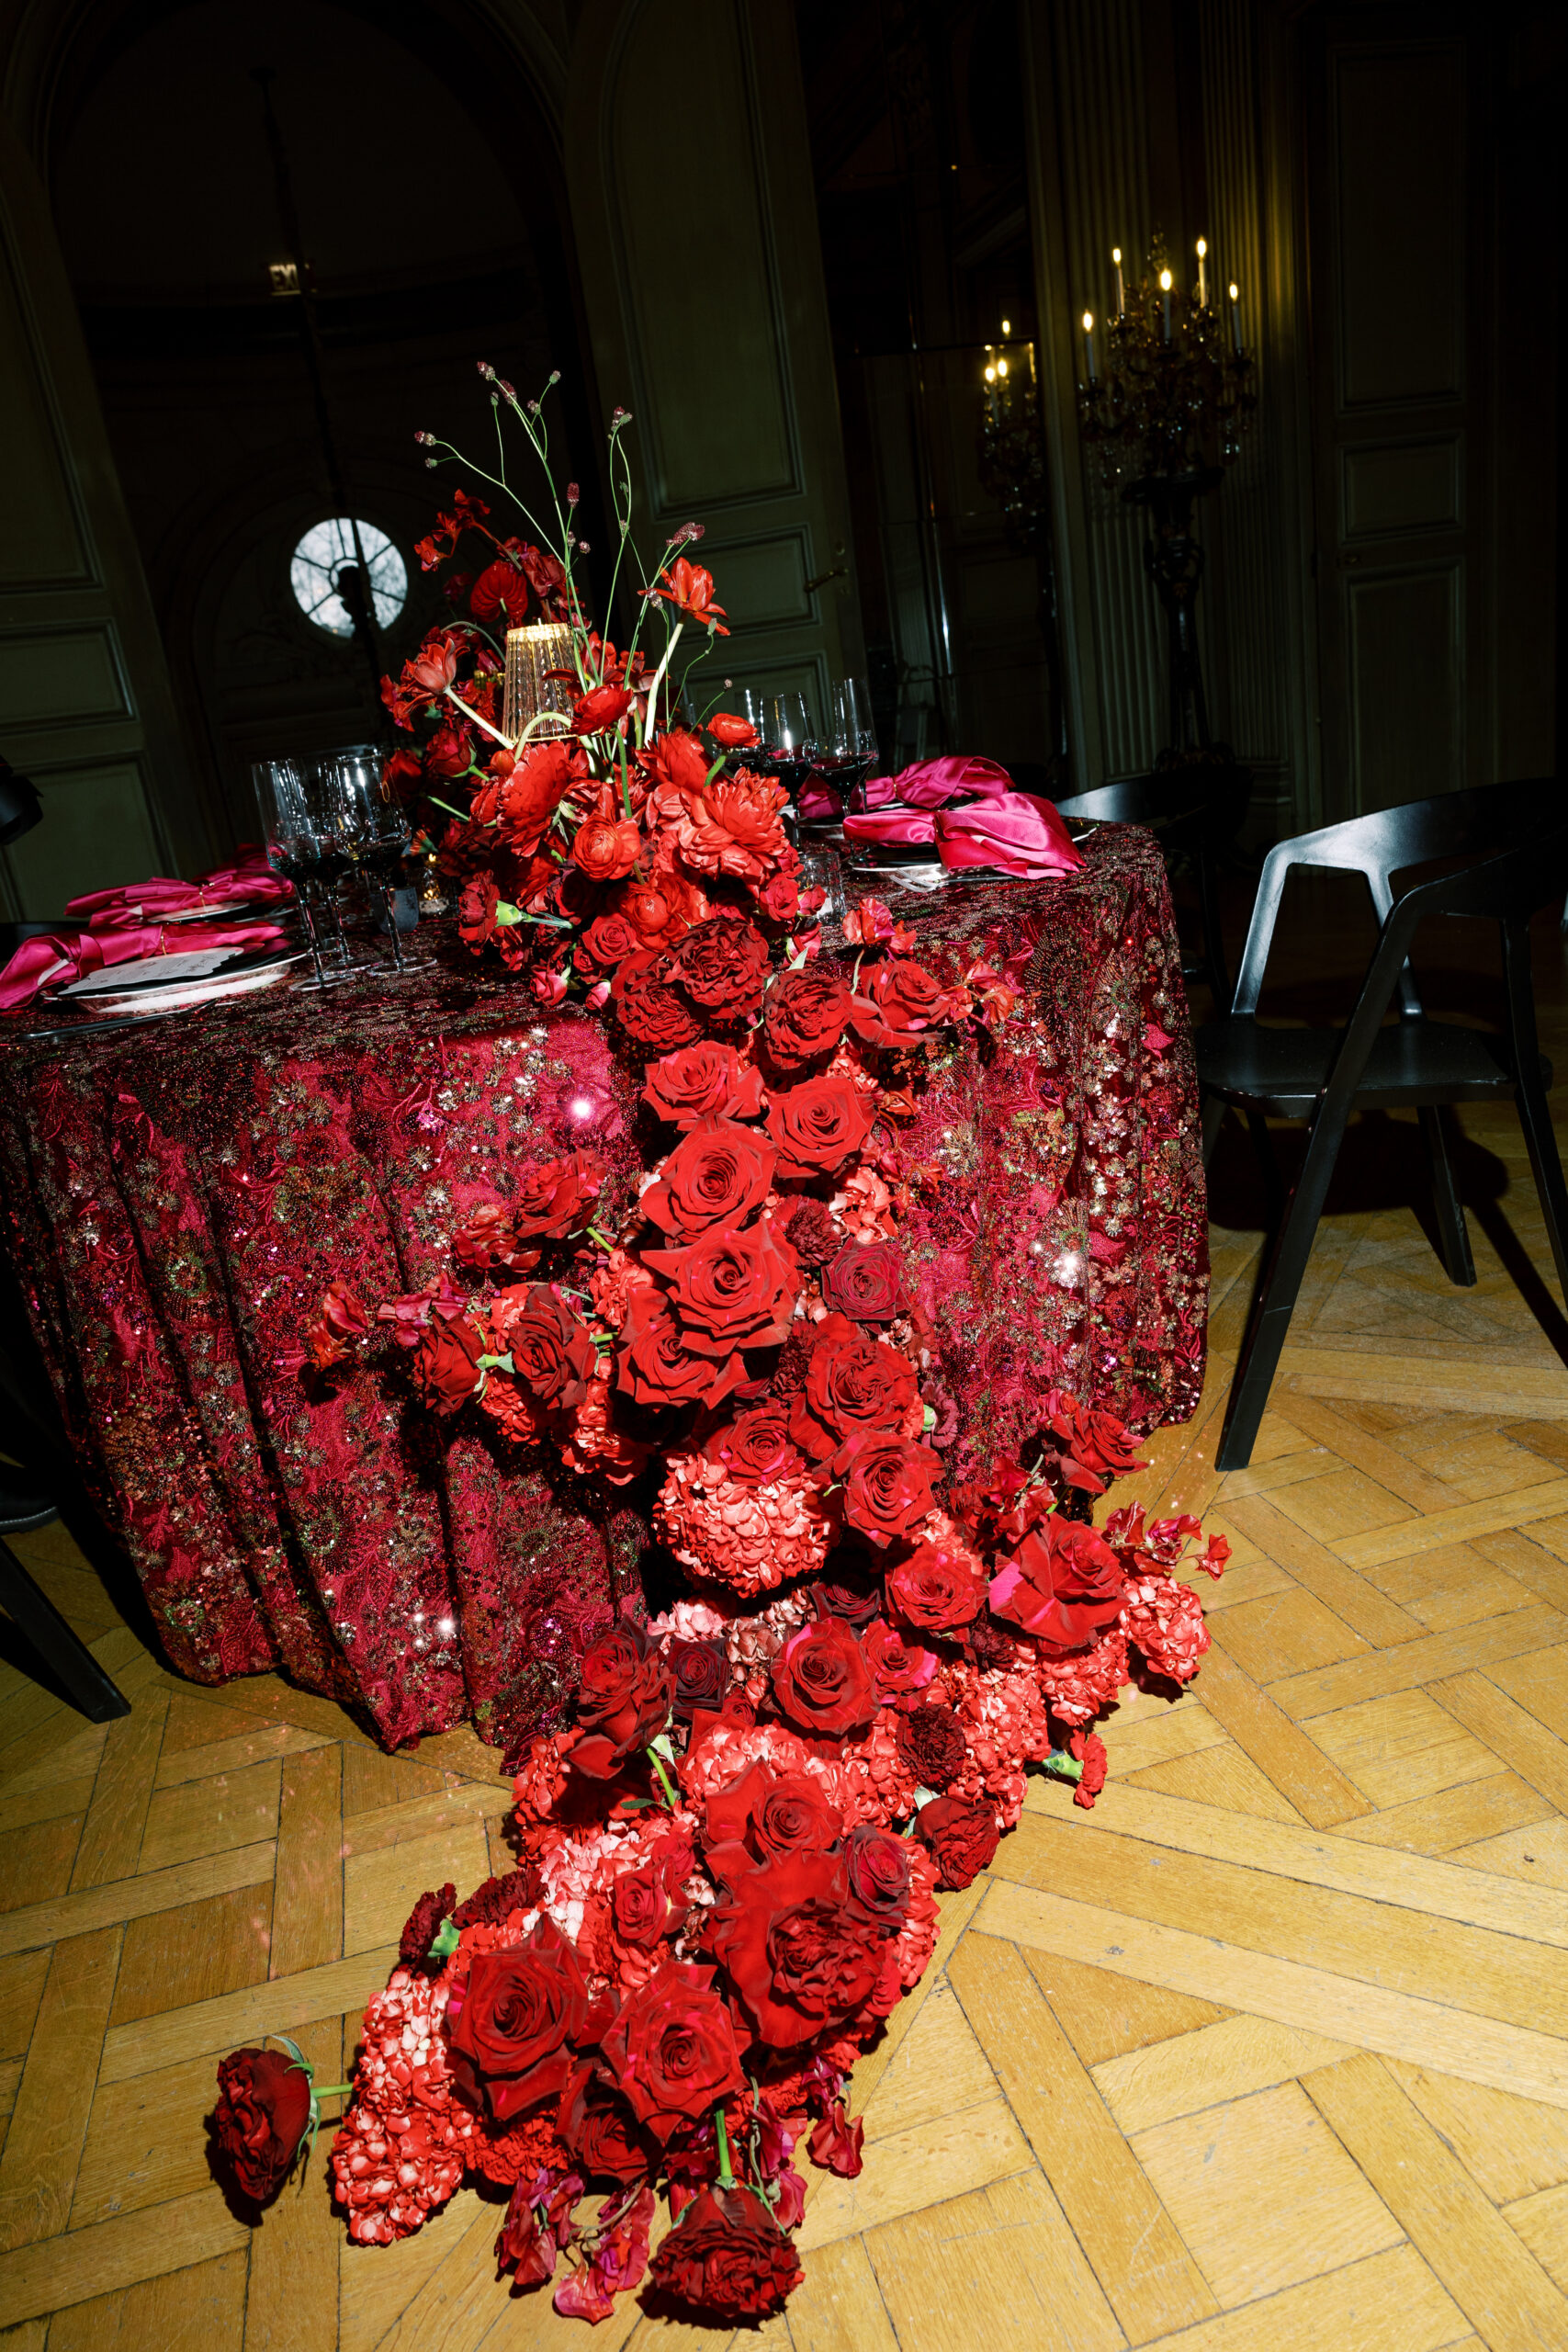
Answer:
[209,371,1226,2330]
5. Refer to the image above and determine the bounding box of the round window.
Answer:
[289,518,408,637]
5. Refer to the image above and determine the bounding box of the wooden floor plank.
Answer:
[1094,2015,1357,2136]
[243,2015,339,2352]
[1129,2244,1466,2352]
[96,1946,398,2086]
[1384,2057,1568,2205]
[779,2231,901,2352]
[1429,1668,1568,1814]
[860,2166,1126,2352]
[108,1883,274,2027]
[1269,1607,1566,1723]
[0,1928,121,2251]
[0,2189,249,2332]
[0,1842,276,1962]
[1185,1643,1373,1826]
[45,2245,248,2352]
[70,1688,168,1897]
[1219,1493,1428,1648]
[1333,1478,1568,1570]
[1335,1771,1555,1855]
[946,1930,1217,2339]
[1305,2052,1568,2350]
[271,1742,344,1979]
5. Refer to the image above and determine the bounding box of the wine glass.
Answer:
[801,678,879,825]
[251,754,354,987]
[318,748,414,971]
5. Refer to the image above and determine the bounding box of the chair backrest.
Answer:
[1055,766,1250,837]
[1229,777,1561,1018]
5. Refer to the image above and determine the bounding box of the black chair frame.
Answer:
[1198,778,1568,1471]
[1055,763,1252,1007]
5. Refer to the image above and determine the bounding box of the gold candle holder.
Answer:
[502,623,577,742]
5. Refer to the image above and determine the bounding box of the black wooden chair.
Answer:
[0,1469,131,1722]
[1197,777,1568,1471]
[1055,763,1252,1007]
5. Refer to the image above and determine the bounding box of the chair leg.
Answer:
[1502,913,1568,1304]
[0,1537,132,1722]
[1216,1113,1344,1472]
[1418,1105,1476,1286]
[1201,1094,1227,1168]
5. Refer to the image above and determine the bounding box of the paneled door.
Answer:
[0,114,203,916]
[565,0,862,728]
[1305,14,1486,818]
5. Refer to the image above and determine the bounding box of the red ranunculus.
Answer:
[489,1283,597,1412]
[764,1078,877,1181]
[915,1795,999,1890]
[886,1528,987,1632]
[572,815,641,883]
[839,1436,940,1548]
[457,872,500,945]
[513,1150,605,1241]
[707,711,761,748]
[557,2062,653,2187]
[849,956,961,1048]
[614,1290,746,1409]
[612,950,705,1051]
[212,2045,312,2201]
[641,1119,776,1242]
[642,1224,798,1358]
[647,2182,802,2319]
[574,684,636,734]
[446,1917,609,2121]
[642,1042,766,1128]
[665,916,773,1023]
[771,1617,876,1737]
[820,1236,907,1324]
[762,967,852,1069]
[411,1312,486,1415]
[703,1760,843,1862]
[788,1312,916,1459]
[572,1624,673,1777]
[708,1847,885,2046]
[987,1515,1127,1651]
[599,1960,745,2143]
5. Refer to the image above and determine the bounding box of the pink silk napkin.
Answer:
[860,754,1013,812]
[0,919,289,1013]
[934,792,1082,878]
[67,848,292,928]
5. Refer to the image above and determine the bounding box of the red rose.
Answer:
[764,1078,876,1181]
[641,1120,776,1242]
[423,721,474,781]
[886,1529,987,1632]
[762,967,852,1069]
[788,1313,916,1460]
[643,1042,766,1128]
[758,865,800,926]
[863,1617,938,1705]
[844,1821,911,1925]
[446,1917,609,2121]
[489,1283,596,1412]
[667,1637,728,1717]
[647,2182,802,2320]
[513,1150,605,1241]
[987,1516,1126,1651]
[614,1290,746,1408]
[707,1406,801,1487]
[612,1860,674,1951]
[572,1624,673,1777]
[840,1436,940,1548]
[1042,1388,1149,1495]
[304,1277,367,1373]
[915,1795,999,1890]
[600,1960,746,2143]
[771,1618,876,1737]
[212,2046,311,2201]
[452,1201,537,1276]
[578,909,640,972]
[642,1224,798,1357]
[558,2062,653,2187]
[457,872,500,945]
[708,1848,884,2046]
[707,711,761,748]
[703,1760,843,1862]
[820,1237,908,1324]
[613,951,705,1051]
[849,956,960,1047]
[572,815,641,883]
[666,917,772,1022]
[411,1312,485,1415]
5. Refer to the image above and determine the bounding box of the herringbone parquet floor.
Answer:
[7,917,1568,2349]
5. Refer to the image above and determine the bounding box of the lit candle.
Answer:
[1228,281,1241,355]
[1112,246,1124,316]
[1159,267,1173,341]
[1082,310,1097,383]
[1196,237,1207,308]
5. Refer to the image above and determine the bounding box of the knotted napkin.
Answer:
[840,754,1081,878]
[66,847,292,928]
[0,919,288,1013]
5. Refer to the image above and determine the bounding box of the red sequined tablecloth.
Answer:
[0,831,1208,1754]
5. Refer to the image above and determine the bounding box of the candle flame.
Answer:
[1196,237,1207,257]
[1082,311,1094,333]
[1111,247,1122,265]
[1229,282,1239,301]
[997,357,1009,377]
[1159,269,1173,291]
[1000,317,1011,335]
[984,364,996,383]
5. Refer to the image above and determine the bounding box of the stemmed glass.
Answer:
[252,754,354,988]
[319,748,414,972]
[818,679,879,809]
[722,688,818,800]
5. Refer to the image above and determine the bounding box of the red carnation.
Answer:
[641,1119,776,1242]
[613,951,705,1051]
[212,2046,312,2202]
[665,917,772,1023]
[771,1617,876,1738]
[915,1796,999,1890]
[647,2182,802,2319]
[642,1223,798,1358]
[599,1960,745,2143]
[987,1516,1127,1651]
[399,1882,457,1974]
[764,1077,876,1181]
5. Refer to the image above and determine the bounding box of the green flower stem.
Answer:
[714,2105,737,2190]
[310,2083,355,2100]
[646,1747,680,1810]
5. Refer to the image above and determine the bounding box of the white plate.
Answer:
[63,945,254,995]
[72,951,307,1017]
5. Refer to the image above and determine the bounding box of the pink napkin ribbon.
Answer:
[0,919,288,1013]
[66,847,292,928]
[860,755,1013,812]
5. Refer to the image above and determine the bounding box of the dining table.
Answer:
[0,828,1209,1756]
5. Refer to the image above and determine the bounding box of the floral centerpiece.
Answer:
[213,371,1225,2328]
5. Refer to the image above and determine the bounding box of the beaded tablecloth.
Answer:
[0,831,1207,1752]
